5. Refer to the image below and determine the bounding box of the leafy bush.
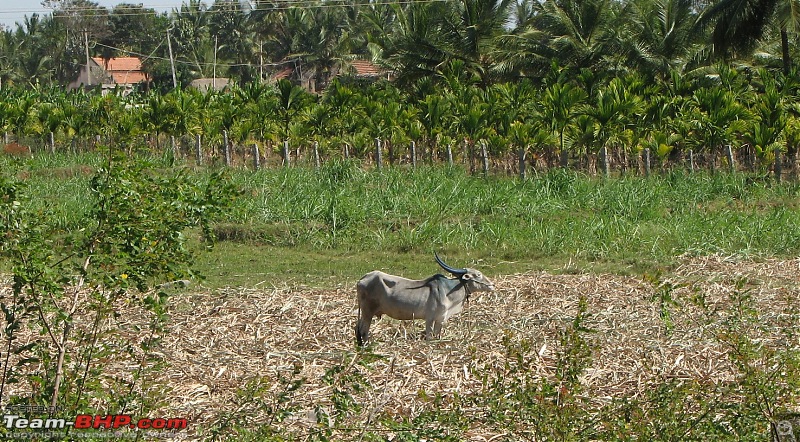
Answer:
[0,154,237,435]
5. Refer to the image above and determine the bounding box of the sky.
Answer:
[0,1,182,30]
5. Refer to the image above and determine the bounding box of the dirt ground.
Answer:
[153,255,798,439]
[3,255,800,440]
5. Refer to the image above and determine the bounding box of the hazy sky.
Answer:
[0,1,181,29]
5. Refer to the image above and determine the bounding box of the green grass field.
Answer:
[4,153,799,287]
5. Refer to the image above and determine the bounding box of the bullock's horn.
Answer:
[435,252,467,276]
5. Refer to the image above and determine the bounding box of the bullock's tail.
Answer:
[355,317,365,347]
[355,281,366,347]
[355,306,364,346]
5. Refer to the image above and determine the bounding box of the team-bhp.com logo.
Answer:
[2,405,188,439]
[4,414,187,430]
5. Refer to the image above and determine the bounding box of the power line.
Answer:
[94,41,298,70]
[28,0,449,19]
[2,0,434,72]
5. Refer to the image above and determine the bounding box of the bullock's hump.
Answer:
[427,273,460,290]
[426,274,448,285]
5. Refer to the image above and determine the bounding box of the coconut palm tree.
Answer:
[255,5,354,91]
[104,3,167,57]
[13,16,56,84]
[373,0,453,86]
[697,0,799,74]
[172,0,214,80]
[210,0,257,83]
[526,0,625,73]
[622,0,706,78]
[376,0,513,87]
[444,0,515,85]
[343,0,396,59]
[289,7,352,91]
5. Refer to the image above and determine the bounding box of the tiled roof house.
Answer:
[266,59,391,92]
[349,60,388,78]
[69,57,149,94]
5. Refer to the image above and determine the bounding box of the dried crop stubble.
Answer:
[2,255,798,440]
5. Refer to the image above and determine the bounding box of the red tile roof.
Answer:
[350,60,383,77]
[271,67,293,81]
[92,57,148,85]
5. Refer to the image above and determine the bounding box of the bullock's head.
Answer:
[435,252,495,292]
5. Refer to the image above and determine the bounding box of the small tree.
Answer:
[0,154,236,416]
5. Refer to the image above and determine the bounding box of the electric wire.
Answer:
[95,41,299,70]
[1,0,448,21]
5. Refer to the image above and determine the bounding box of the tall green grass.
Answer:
[222,161,800,262]
[3,154,800,285]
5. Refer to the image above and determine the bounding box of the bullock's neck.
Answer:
[444,277,469,302]
[460,278,472,304]
[431,274,469,302]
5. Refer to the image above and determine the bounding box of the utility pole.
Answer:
[84,30,91,86]
[213,35,218,90]
[166,27,177,89]
[259,41,263,83]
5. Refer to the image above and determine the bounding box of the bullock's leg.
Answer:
[424,311,445,340]
[424,318,434,340]
[356,312,373,346]
[432,320,443,339]
[425,318,446,340]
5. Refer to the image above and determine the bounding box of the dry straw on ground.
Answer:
[2,255,799,440]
